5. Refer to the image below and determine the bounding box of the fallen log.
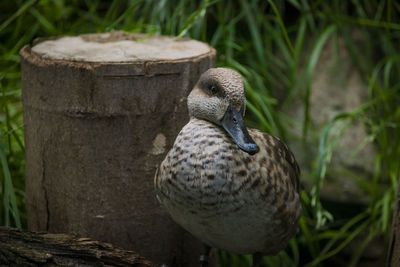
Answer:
[0,226,154,266]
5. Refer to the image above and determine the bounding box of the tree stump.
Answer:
[20,31,216,266]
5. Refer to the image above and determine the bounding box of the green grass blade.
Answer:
[0,141,21,228]
[176,0,212,38]
[106,0,145,31]
[303,24,337,140]
[29,7,56,34]
[268,0,295,57]
[0,0,37,33]
[240,0,265,67]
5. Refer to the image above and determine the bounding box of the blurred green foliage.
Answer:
[1,0,400,266]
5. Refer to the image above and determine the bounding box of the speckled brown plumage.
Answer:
[154,68,301,256]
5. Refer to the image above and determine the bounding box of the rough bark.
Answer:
[0,226,154,266]
[20,31,216,267]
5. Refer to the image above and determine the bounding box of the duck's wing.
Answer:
[263,133,300,194]
[249,130,300,192]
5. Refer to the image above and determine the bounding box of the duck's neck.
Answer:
[189,117,220,127]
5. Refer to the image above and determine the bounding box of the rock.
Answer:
[287,34,376,204]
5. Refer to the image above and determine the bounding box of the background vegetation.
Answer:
[1,0,399,266]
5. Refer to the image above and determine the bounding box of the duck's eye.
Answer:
[209,85,218,94]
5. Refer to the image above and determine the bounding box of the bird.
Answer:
[154,68,301,267]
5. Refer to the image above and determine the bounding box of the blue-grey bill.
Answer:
[221,104,259,155]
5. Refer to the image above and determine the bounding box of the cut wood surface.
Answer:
[0,226,154,266]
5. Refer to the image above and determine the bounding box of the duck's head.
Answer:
[188,68,259,155]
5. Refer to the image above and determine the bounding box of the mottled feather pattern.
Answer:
[155,118,301,254]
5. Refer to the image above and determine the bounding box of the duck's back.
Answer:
[155,118,301,254]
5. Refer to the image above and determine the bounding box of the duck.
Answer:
[154,68,301,267]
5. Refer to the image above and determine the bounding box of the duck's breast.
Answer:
[155,118,301,254]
